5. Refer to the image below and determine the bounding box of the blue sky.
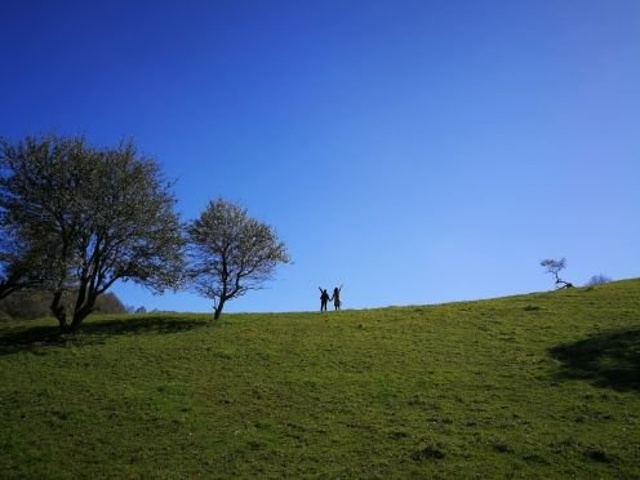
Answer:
[1,0,638,313]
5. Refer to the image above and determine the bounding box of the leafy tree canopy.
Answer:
[187,198,290,319]
[0,134,184,332]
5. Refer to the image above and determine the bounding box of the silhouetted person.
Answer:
[319,287,330,311]
[331,285,343,310]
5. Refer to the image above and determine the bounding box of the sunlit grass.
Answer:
[1,280,639,477]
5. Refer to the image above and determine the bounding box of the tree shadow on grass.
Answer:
[0,315,210,356]
[549,328,640,392]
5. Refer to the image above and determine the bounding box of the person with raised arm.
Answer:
[318,287,330,311]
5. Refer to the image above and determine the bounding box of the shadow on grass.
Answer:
[0,315,210,356]
[549,328,640,392]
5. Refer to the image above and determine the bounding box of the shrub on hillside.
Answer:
[586,275,612,287]
[0,290,126,320]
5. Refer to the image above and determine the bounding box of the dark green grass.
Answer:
[1,280,639,478]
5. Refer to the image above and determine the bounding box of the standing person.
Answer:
[331,284,343,311]
[318,287,330,311]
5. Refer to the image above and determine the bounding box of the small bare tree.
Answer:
[540,257,573,289]
[187,199,290,320]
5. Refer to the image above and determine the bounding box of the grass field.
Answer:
[1,279,639,478]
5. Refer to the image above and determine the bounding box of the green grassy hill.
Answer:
[1,279,639,478]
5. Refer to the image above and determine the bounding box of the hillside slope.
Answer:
[1,279,639,477]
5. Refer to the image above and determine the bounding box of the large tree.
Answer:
[0,134,184,332]
[187,199,290,320]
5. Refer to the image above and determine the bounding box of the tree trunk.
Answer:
[213,300,225,320]
[57,316,70,334]
[68,309,89,332]
[51,290,70,333]
[68,311,88,333]
[68,287,96,333]
[50,289,97,333]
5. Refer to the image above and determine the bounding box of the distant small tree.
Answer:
[187,199,290,320]
[540,257,573,289]
[586,274,612,287]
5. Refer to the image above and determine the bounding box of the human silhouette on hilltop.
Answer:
[319,287,330,311]
[331,284,343,310]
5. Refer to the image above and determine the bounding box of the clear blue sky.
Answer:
[1,0,638,313]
